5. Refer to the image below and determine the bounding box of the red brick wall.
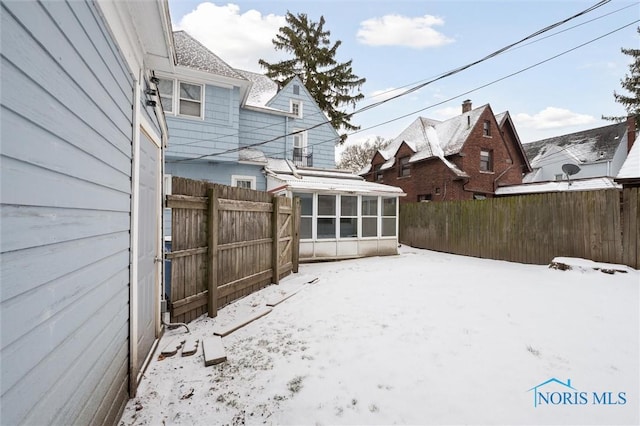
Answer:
[365,107,527,202]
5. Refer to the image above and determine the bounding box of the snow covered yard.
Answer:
[120,246,639,425]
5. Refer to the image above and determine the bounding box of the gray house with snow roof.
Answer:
[522,121,634,184]
[156,31,339,190]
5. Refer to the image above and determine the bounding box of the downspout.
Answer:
[285,116,289,161]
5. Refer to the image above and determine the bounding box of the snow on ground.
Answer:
[120,246,639,426]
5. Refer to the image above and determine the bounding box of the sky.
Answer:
[120,246,639,425]
[167,0,639,153]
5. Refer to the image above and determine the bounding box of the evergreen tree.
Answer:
[603,27,639,127]
[336,136,391,172]
[259,12,366,142]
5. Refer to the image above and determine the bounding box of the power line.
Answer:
[168,0,617,151]
[175,19,638,165]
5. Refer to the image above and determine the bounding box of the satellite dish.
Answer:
[561,163,581,187]
[562,163,581,176]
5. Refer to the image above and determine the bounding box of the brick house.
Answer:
[362,100,532,202]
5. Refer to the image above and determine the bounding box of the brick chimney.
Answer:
[462,99,472,113]
[627,115,637,153]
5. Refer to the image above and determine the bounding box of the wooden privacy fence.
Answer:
[399,188,640,269]
[166,177,300,323]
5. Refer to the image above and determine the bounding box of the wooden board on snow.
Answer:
[266,276,319,307]
[160,336,185,357]
[212,307,272,337]
[202,336,226,366]
[181,337,199,357]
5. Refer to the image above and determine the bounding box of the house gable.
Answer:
[364,100,527,201]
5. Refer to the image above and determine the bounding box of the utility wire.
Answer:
[169,0,617,151]
[173,19,637,164]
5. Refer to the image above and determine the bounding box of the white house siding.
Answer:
[165,84,240,162]
[1,1,134,425]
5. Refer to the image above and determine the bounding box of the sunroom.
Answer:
[265,160,405,261]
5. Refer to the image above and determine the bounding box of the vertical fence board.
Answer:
[400,189,635,268]
[168,177,299,323]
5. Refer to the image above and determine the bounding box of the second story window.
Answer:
[398,156,410,177]
[157,78,204,119]
[374,164,383,182]
[480,149,493,172]
[292,130,312,167]
[290,99,303,118]
[179,82,203,117]
[483,120,491,136]
[158,78,174,113]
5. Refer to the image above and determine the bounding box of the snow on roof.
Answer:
[173,31,245,80]
[268,172,405,195]
[616,137,640,180]
[384,106,488,165]
[235,69,278,107]
[238,148,267,164]
[495,177,621,195]
[265,159,404,195]
[522,122,627,166]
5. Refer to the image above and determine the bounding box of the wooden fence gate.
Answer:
[165,177,300,323]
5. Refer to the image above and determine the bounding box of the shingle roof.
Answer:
[523,122,627,166]
[377,105,488,177]
[235,69,278,107]
[172,31,245,80]
[496,177,621,195]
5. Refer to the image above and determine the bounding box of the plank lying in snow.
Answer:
[550,257,632,274]
[181,337,199,357]
[212,307,273,337]
[202,336,227,366]
[160,337,185,357]
[266,277,319,307]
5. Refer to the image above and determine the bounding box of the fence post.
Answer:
[292,197,300,273]
[207,187,218,317]
[272,195,281,284]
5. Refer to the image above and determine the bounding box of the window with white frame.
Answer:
[156,78,204,118]
[290,99,303,118]
[317,194,336,239]
[179,82,203,117]
[158,78,174,113]
[294,192,313,239]
[361,196,378,238]
[340,195,358,238]
[382,197,397,237]
[231,175,256,190]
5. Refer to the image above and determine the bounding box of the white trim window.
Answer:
[381,197,397,237]
[179,81,203,118]
[157,78,204,118]
[290,99,303,118]
[231,175,256,190]
[158,78,174,113]
[317,194,336,239]
[339,195,358,238]
[294,192,313,240]
[361,196,378,238]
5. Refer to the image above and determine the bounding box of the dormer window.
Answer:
[398,156,410,177]
[374,164,383,182]
[290,99,303,118]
